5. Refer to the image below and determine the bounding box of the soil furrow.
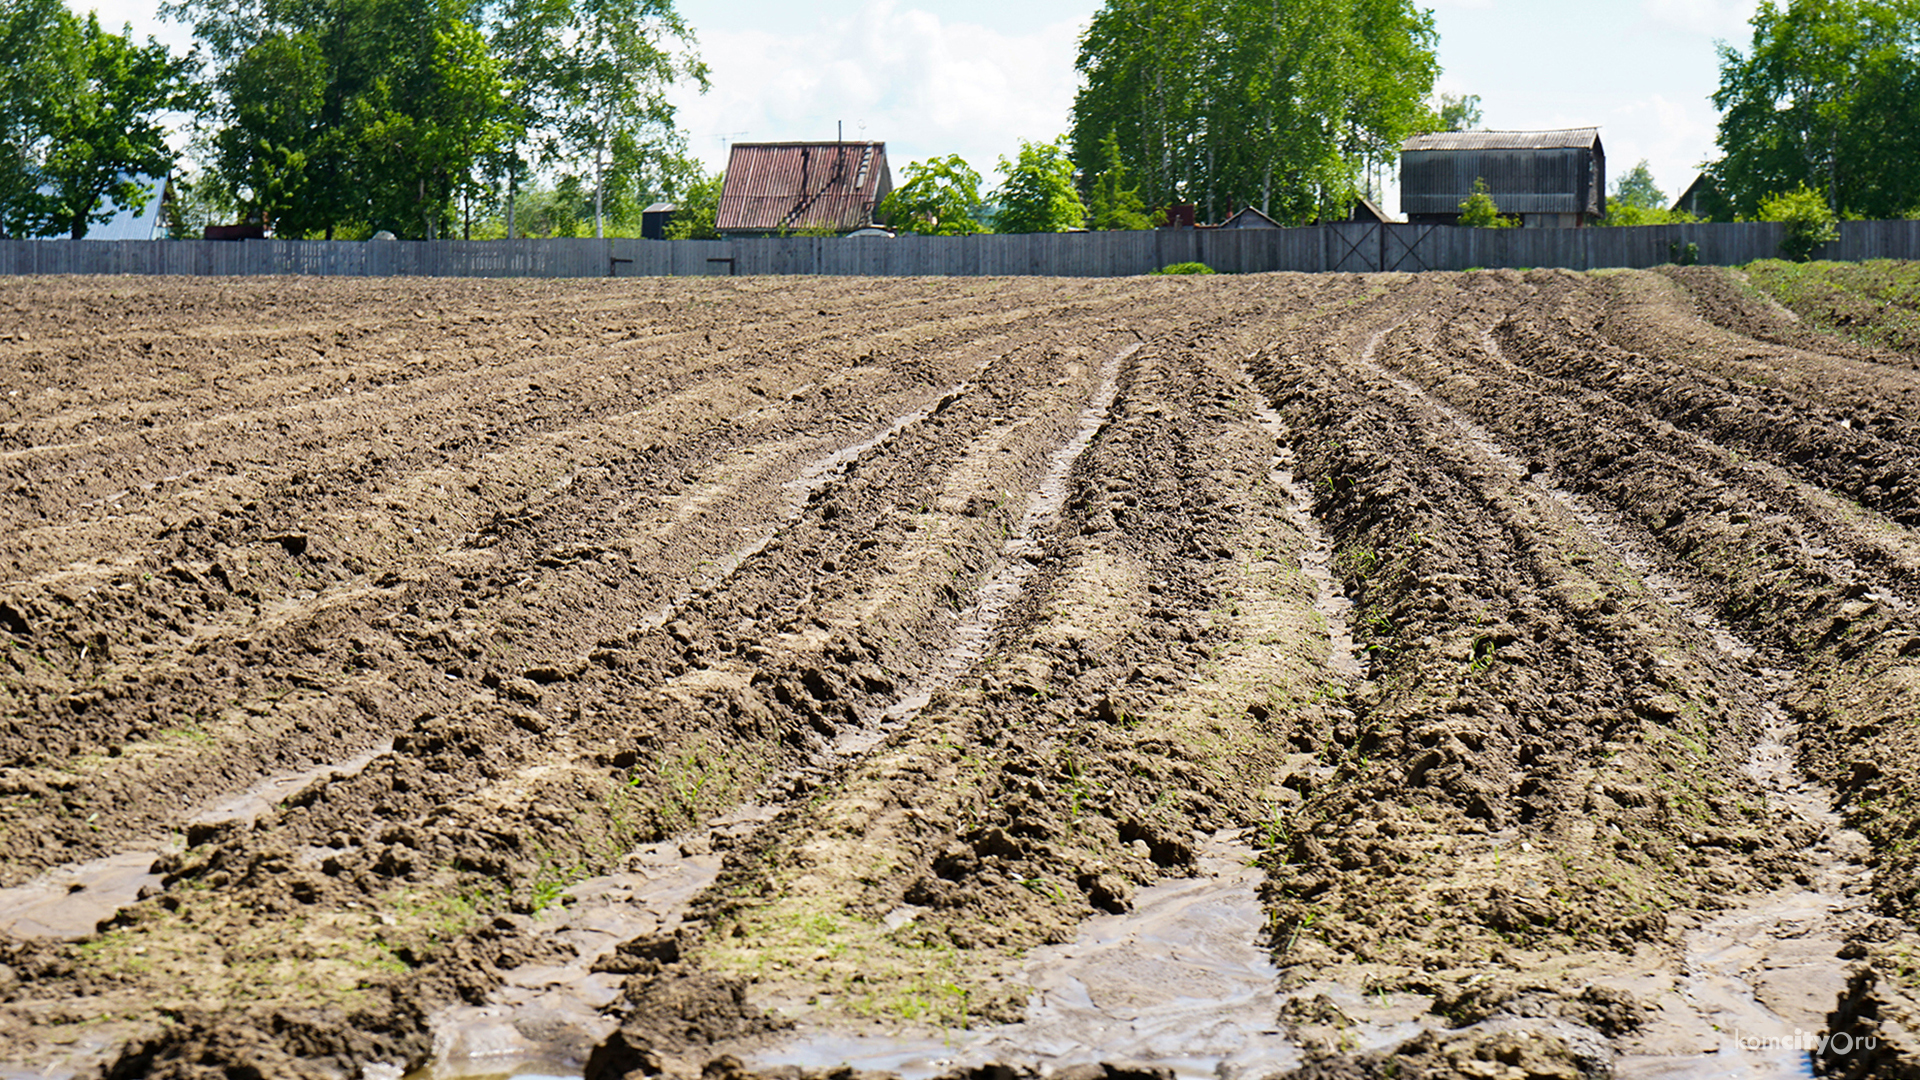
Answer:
[0,292,1167,1079]
[6,271,1920,1080]
[1492,271,1920,527]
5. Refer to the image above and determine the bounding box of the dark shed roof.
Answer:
[1402,128,1602,153]
[716,142,892,234]
[1399,128,1605,218]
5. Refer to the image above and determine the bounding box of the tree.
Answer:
[1457,177,1516,228]
[1612,159,1664,210]
[37,13,203,238]
[170,0,705,239]
[1436,92,1482,132]
[178,0,515,238]
[993,138,1085,234]
[879,154,987,235]
[485,0,709,238]
[357,18,515,238]
[1710,0,1920,220]
[1599,160,1701,225]
[1071,0,1438,225]
[662,169,720,239]
[209,30,328,235]
[1088,130,1153,230]
[1758,182,1840,260]
[0,0,80,236]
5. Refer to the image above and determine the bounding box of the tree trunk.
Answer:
[594,135,605,239]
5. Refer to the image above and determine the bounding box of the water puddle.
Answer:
[0,851,169,941]
[415,346,1139,1080]
[0,741,398,942]
[188,739,394,827]
[746,829,1306,1080]
[1361,324,1862,1080]
[417,807,773,1080]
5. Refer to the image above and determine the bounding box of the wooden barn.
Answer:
[1399,128,1606,228]
[715,142,893,237]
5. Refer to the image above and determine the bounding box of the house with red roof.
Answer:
[715,142,893,237]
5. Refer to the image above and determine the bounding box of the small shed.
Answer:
[1673,174,1728,222]
[1399,128,1606,228]
[1348,195,1393,224]
[715,142,892,237]
[640,202,676,240]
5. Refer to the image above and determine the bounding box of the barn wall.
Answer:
[0,220,1912,279]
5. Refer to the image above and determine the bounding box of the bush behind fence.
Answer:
[3,220,1918,279]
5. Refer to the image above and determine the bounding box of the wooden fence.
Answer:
[3,219,1917,279]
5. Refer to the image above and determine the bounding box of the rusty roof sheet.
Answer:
[1401,128,1601,153]
[716,142,891,233]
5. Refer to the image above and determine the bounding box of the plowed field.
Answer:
[2,268,1918,1080]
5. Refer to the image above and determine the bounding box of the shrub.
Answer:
[1756,183,1839,262]
[1458,177,1517,229]
[1150,262,1215,275]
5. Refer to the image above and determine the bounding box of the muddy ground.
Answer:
[0,268,1917,1080]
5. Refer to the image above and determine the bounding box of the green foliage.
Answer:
[1601,204,1702,227]
[164,169,235,239]
[1612,159,1665,211]
[0,0,80,236]
[1669,240,1701,265]
[1457,177,1516,229]
[1150,262,1215,274]
[1757,182,1840,261]
[168,0,706,239]
[1435,92,1482,133]
[879,154,987,235]
[992,137,1085,234]
[509,0,710,237]
[1743,258,1920,352]
[0,7,202,239]
[662,170,721,239]
[1710,0,1920,221]
[1088,130,1153,230]
[1071,0,1438,225]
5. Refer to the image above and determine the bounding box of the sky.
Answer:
[86,0,1763,215]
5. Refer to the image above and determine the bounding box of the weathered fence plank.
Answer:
[5,219,1920,280]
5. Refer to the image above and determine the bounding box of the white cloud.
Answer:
[670,0,1086,183]
[1602,93,1722,204]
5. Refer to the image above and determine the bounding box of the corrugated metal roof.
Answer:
[35,174,168,240]
[1401,128,1601,152]
[716,142,892,233]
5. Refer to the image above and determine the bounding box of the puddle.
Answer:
[1361,325,1864,1080]
[0,851,169,941]
[0,742,399,942]
[415,807,772,1080]
[746,829,1307,1080]
[414,347,1140,1080]
[188,740,394,827]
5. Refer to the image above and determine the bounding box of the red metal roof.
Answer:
[716,142,892,234]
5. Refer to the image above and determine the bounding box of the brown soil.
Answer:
[0,268,1917,1080]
